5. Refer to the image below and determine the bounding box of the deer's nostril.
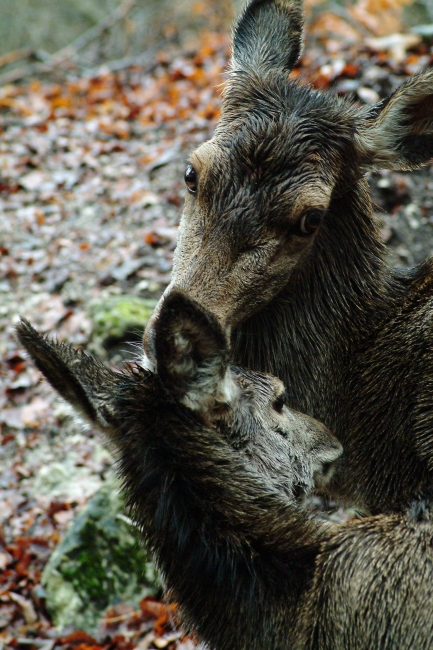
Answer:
[322,461,333,477]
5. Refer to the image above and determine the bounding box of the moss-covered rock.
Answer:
[42,477,160,632]
[90,295,158,349]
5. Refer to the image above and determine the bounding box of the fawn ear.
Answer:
[231,0,303,76]
[356,70,433,170]
[16,319,120,431]
[154,289,237,414]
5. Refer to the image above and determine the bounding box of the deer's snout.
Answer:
[312,431,343,490]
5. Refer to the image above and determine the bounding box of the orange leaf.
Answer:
[140,596,168,619]
[60,630,98,645]
[144,232,161,246]
[50,96,71,110]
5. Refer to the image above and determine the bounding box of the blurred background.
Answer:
[1,0,433,64]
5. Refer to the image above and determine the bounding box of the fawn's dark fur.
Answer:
[17,293,433,650]
[144,0,433,514]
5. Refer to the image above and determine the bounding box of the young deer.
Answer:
[17,292,433,650]
[144,0,433,514]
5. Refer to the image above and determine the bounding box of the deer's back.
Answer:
[297,502,433,650]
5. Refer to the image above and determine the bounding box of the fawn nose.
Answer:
[314,436,343,489]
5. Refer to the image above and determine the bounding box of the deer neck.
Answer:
[231,178,398,424]
[231,179,429,512]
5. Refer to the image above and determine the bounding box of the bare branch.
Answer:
[50,0,138,66]
[0,0,138,87]
[0,48,33,69]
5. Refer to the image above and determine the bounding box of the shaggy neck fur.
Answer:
[232,178,430,513]
[114,376,327,649]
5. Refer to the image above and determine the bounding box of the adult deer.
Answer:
[17,293,433,650]
[144,0,433,514]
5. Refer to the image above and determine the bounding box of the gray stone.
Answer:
[42,477,160,632]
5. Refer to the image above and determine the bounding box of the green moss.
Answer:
[90,295,158,347]
[42,477,160,632]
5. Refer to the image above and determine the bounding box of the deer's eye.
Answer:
[294,209,325,236]
[185,165,197,194]
[273,391,289,414]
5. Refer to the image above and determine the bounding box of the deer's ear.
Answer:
[16,319,120,432]
[356,70,433,170]
[231,0,303,76]
[154,290,237,414]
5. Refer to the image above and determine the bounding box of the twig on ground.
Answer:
[0,49,160,92]
[0,61,67,86]
[83,50,159,77]
[0,48,33,69]
[49,0,138,66]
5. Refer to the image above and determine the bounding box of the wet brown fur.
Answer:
[145,0,433,514]
[17,293,433,650]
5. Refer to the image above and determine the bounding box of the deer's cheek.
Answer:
[268,246,307,278]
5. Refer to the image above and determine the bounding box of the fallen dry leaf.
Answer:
[8,591,38,624]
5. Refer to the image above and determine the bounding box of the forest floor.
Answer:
[2,3,433,649]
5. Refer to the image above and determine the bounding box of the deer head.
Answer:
[17,291,342,502]
[143,0,433,353]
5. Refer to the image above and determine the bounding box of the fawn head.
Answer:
[17,291,342,500]
[144,0,433,351]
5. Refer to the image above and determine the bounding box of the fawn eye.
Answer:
[185,165,197,194]
[239,243,259,254]
[273,391,289,413]
[294,209,325,236]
